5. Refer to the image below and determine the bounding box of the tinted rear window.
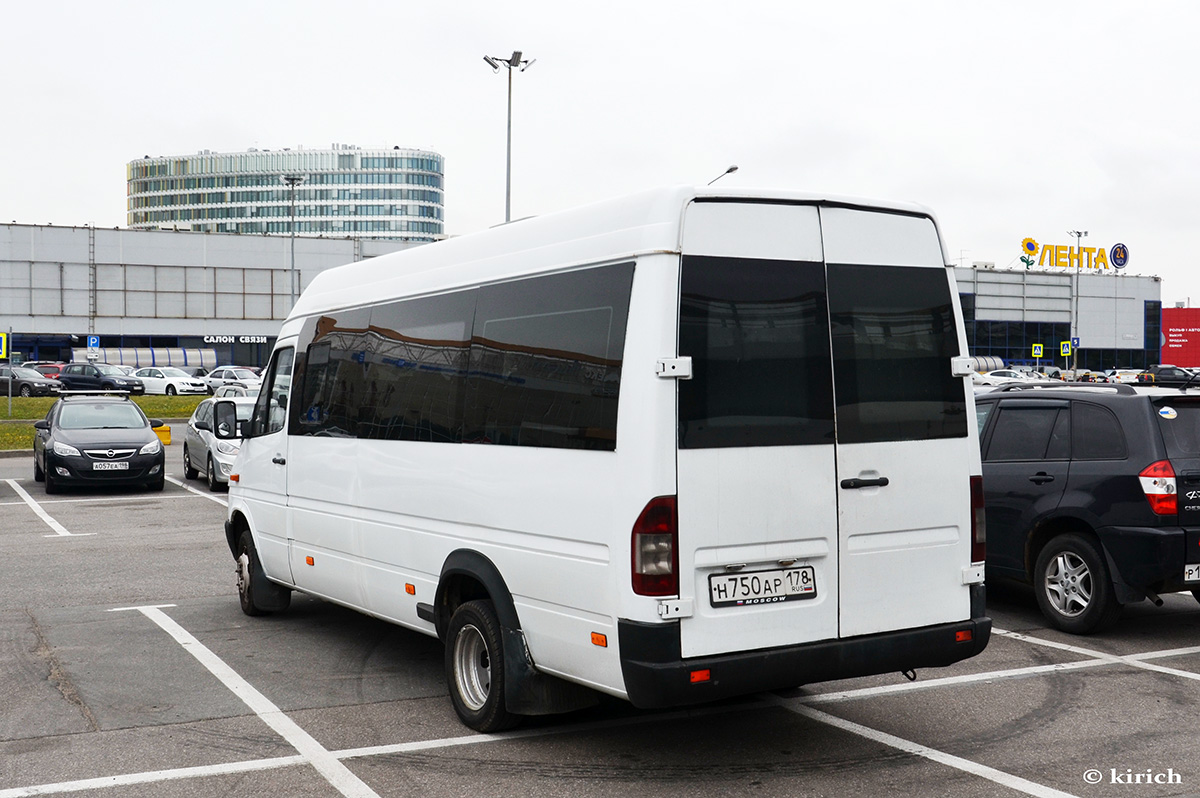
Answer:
[1153,400,1200,457]
[827,264,967,444]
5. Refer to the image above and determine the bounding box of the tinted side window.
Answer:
[678,256,833,448]
[463,263,634,450]
[1072,402,1126,460]
[364,291,475,442]
[827,264,967,444]
[985,406,1063,461]
[294,309,372,438]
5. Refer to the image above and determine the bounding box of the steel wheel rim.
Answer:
[1044,551,1092,617]
[236,552,251,599]
[453,623,491,711]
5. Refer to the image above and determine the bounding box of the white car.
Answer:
[133,366,209,395]
[183,396,257,491]
[976,369,1032,386]
[203,367,263,394]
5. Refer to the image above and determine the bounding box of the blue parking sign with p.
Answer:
[87,335,100,349]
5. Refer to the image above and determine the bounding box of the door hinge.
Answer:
[657,598,694,619]
[961,564,984,585]
[656,357,693,379]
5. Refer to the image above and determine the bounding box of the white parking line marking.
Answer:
[111,605,380,798]
[995,628,1200,682]
[164,475,228,506]
[4,479,94,537]
[0,756,306,798]
[777,701,1081,798]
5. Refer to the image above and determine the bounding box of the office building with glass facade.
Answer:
[955,264,1162,371]
[127,145,444,241]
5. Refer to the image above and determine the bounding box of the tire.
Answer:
[166,385,177,396]
[444,600,520,733]
[1191,590,1200,606]
[44,461,60,495]
[183,445,199,480]
[1034,533,1122,634]
[206,455,225,492]
[147,473,165,491]
[33,456,44,483]
[19,385,32,397]
[236,530,290,616]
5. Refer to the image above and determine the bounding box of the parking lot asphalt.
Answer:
[3,442,1200,798]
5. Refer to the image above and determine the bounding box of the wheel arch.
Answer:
[1024,514,1097,583]
[225,509,251,558]
[434,549,520,642]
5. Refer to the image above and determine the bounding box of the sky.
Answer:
[2,0,1198,304]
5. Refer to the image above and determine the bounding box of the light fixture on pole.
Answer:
[282,175,306,306]
[1068,229,1087,374]
[707,165,739,185]
[483,50,535,223]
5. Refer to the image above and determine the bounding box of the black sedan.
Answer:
[0,365,61,397]
[33,395,166,493]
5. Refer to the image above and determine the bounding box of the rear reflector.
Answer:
[955,630,973,643]
[690,669,711,684]
[631,496,678,596]
[1139,460,1177,515]
[970,475,986,563]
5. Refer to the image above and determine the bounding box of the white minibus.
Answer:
[214,186,990,732]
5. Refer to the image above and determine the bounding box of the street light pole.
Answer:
[1069,229,1087,374]
[483,51,535,223]
[282,175,306,307]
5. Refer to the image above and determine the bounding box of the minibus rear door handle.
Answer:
[840,477,889,489]
[272,455,286,465]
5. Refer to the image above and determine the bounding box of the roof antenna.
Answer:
[707,165,738,186]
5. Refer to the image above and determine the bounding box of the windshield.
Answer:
[12,367,44,379]
[231,369,258,380]
[95,365,127,376]
[58,402,147,430]
[160,367,190,378]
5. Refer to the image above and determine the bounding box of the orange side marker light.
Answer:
[591,632,607,647]
[305,556,315,566]
[405,584,416,595]
[229,474,239,483]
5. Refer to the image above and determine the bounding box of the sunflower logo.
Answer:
[1020,237,1039,269]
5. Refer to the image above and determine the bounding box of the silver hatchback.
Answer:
[183,396,256,491]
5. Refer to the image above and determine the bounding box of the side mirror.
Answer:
[33,420,49,430]
[213,399,241,440]
[147,418,164,428]
[195,419,212,432]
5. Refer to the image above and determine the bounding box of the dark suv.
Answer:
[56,362,145,394]
[1137,364,1196,388]
[977,383,1200,633]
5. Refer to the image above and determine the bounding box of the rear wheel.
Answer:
[445,600,520,733]
[1034,533,1122,634]
[183,445,199,480]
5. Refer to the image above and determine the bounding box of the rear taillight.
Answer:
[970,475,986,563]
[631,496,678,596]
[1140,460,1177,515]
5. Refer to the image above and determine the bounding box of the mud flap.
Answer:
[502,626,598,716]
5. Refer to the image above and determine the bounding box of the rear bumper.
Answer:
[1097,525,1200,597]
[618,613,991,709]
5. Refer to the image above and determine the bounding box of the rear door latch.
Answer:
[656,357,693,379]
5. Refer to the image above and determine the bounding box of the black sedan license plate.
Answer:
[92,461,129,471]
[709,566,816,607]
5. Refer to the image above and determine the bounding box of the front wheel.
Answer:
[236,530,291,616]
[445,600,520,733]
[19,385,32,397]
[1034,533,1122,634]
[165,385,177,396]
[206,455,224,492]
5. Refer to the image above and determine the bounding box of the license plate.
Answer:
[1185,564,1200,583]
[709,566,817,607]
[92,461,129,471]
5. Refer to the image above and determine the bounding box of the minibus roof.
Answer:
[290,186,945,323]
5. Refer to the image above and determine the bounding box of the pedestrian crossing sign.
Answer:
[0,332,7,359]
[1060,341,1072,356]
[1032,344,1043,358]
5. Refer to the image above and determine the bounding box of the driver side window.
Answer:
[250,348,294,436]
